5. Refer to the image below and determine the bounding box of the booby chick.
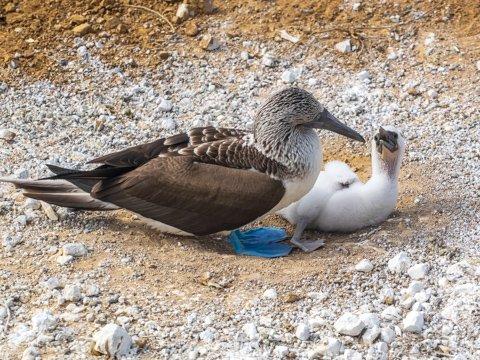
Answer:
[0,88,365,252]
[278,126,405,246]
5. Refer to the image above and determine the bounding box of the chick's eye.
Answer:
[374,135,379,141]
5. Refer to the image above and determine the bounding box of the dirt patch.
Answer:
[0,0,479,81]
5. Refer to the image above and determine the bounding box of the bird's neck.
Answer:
[371,150,402,185]
[255,126,321,178]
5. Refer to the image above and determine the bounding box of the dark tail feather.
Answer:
[46,164,107,192]
[0,178,118,211]
[45,164,132,181]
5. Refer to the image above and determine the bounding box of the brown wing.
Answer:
[87,126,248,168]
[91,156,285,235]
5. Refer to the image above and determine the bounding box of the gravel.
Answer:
[0,14,479,359]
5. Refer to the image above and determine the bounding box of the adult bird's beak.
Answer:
[305,108,365,143]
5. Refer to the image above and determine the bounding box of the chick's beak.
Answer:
[305,108,365,143]
[377,126,398,152]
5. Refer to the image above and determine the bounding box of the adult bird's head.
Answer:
[253,87,365,161]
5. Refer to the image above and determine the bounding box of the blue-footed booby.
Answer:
[0,88,365,252]
[278,126,405,247]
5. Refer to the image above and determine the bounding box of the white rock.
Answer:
[387,252,411,273]
[352,3,361,11]
[355,259,374,272]
[323,337,344,357]
[295,322,310,341]
[403,311,424,333]
[308,317,326,329]
[281,70,298,83]
[400,295,415,309]
[424,32,436,46]
[308,337,343,358]
[380,327,396,343]
[62,243,87,257]
[176,3,189,20]
[362,325,380,344]
[262,288,277,300]
[371,341,388,355]
[407,263,429,279]
[85,284,100,297]
[0,306,8,320]
[159,98,173,112]
[414,290,430,303]
[334,312,365,336]
[242,322,258,340]
[307,78,318,87]
[93,323,132,357]
[262,53,276,67]
[162,118,177,131]
[359,313,380,328]
[343,349,362,360]
[279,29,300,43]
[411,302,424,311]
[274,345,289,358]
[476,60,480,71]
[199,328,215,342]
[387,51,398,60]
[31,311,57,332]
[381,306,401,320]
[380,287,395,304]
[240,51,250,61]
[426,89,438,99]
[335,39,352,53]
[64,284,82,302]
[14,168,29,179]
[8,324,36,346]
[43,277,62,290]
[441,305,458,322]
[406,281,424,296]
[56,255,73,265]
[441,324,453,336]
[438,277,449,288]
[24,198,41,210]
[21,346,39,360]
[2,235,23,249]
[357,70,371,81]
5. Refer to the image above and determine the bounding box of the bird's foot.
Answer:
[290,238,325,252]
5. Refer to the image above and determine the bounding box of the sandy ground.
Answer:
[0,1,479,359]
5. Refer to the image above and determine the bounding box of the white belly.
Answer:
[272,165,321,213]
[136,214,194,236]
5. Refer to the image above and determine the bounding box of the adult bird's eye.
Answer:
[393,133,398,139]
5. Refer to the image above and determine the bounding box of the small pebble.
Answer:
[408,263,429,279]
[262,288,277,299]
[281,70,298,83]
[243,322,258,340]
[62,243,87,257]
[403,311,424,333]
[64,284,82,302]
[92,323,132,357]
[295,322,310,341]
[387,252,411,273]
[158,99,173,112]
[334,313,365,336]
[335,39,352,53]
[355,259,374,272]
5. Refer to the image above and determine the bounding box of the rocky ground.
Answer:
[0,0,479,359]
